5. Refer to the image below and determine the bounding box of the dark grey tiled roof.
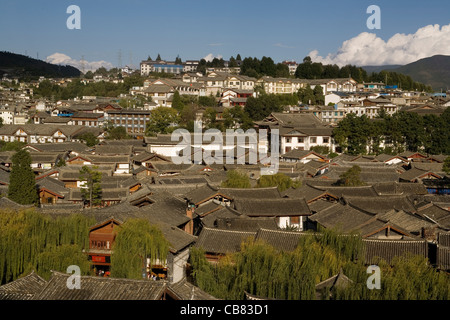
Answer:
[214,217,279,232]
[233,198,311,217]
[194,227,256,254]
[167,278,218,300]
[32,271,167,300]
[0,271,47,300]
[362,239,428,265]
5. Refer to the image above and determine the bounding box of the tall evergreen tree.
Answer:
[79,165,102,207]
[8,149,38,205]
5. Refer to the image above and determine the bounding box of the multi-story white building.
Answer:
[282,60,299,75]
[183,60,200,73]
[140,60,184,76]
[257,77,307,95]
[257,112,336,155]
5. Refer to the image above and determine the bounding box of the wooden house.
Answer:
[87,218,122,273]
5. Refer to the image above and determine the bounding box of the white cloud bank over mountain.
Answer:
[46,53,114,72]
[308,24,450,67]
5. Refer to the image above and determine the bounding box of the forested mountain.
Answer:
[0,51,81,79]
[362,55,450,91]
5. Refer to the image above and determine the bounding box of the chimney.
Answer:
[185,205,195,235]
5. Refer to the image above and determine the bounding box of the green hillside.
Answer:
[393,55,450,91]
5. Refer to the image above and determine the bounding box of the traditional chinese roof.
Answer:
[0,271,47,300]
[32,271,167,300]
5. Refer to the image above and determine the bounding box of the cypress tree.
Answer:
[8,149,39,205]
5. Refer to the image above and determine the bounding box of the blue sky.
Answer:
[1,0,450,70]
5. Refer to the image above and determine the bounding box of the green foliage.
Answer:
[332,114,372,155]
[198,95,217,107]
[0,209,95,284]
[106,126,130,140]
[310,145,330,155]
[244,93,297,121]
[257,173,301,192]
[79,165,102,207]
[222,106,254,131]
[297,85,316,105]
[145,106,180,135]
[190,228,365,300]
[239,56,292,78]
[190,228,450,300]
[34,244,92,280]
[293,56,432,92]
[8,149,39,205]
[78,132,99,147]
[171,90,184,111]
[110,219,169,279]
[333,110,450,156]
[444,156,450,174]
[34,74,145,100]
[0,141,26,151]
[221,170,251,188]
[336,165,366,186]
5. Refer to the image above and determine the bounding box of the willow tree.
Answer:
[8,149,39,205]
[0,209,95,284]
[110,219,170,279]
[221,170,251,188]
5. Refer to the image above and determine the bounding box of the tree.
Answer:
[111,218,169,279]
[444,156,450,175]
[171,90,184,111]
[83,71,94,79]
[79,165,102,207]
[298,85,316,105]
[145,106,180,135]
[257,173,301,192]
[156,53,162,61]
[221,170,251,188]
[313,85,325,105]
[8,149,39,205]
[78,132,99,147]
[198,95,217,107]
[106,126,130,140]
[175,55,182,64]
[333,114,372,155]
[335,165,365,186]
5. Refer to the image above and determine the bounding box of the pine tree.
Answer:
[8,149,39,205]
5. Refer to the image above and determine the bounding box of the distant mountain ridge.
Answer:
[362,55,450,91]
[0,51,81,79]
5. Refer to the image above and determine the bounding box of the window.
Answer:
[290,216,300,224]
[310,137,317,143]
[323,137,329,143]
[286,138,291,143]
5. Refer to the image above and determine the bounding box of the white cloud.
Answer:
[309,24,450,66]
[45,53,114,72]
[203,53,223,62]
[274,43,295,49]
